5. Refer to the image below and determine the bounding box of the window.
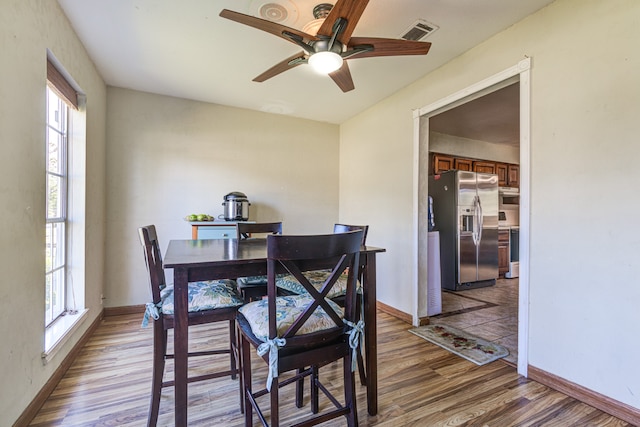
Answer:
[43,57,87,359]
[45,86,69,325]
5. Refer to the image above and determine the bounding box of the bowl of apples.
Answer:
[185,213,215,222]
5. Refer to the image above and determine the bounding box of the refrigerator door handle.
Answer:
[476,196,483,244]
[471,195,479,246]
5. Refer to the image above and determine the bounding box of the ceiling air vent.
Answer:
[401,19,439,41]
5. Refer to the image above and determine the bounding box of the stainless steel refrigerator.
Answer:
[429,170,499,291]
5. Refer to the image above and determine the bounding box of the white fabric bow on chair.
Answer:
[344,319,365,372]
[257,337,287,390]
[142,301,162,327]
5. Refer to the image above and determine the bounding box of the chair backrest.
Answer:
[237,222,282,240]
[266,230,363,344]
[138,225,166,304]
[333,223,369,246]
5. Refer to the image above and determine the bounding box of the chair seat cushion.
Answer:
[238,294,343,342]
[237,276,268,286]
[160,279,243,314]
[276,270,361,298]
[238,273,289,287]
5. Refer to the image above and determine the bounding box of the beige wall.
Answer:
[105,88,340,307]
[340,0,640,410]
[429,131,520,165]
[0,1,107,424]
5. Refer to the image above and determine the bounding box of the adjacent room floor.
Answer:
[429,277,519,364]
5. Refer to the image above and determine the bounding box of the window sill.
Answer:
[42,308,89,365]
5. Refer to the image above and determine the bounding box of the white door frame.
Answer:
[412,58,531,376]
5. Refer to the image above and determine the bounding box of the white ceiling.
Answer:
[57,0,553,126]
[430,82,520,146]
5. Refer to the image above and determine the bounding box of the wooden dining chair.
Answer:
[236,222,283,302]
[332,224,369,384]
[333,223,369,247]
[236,221,283,240]
[276,223,370,385]
[275,224,369,300]
[237,230,363,427]
[138,225,245,427]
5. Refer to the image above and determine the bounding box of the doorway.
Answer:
[429,82,520,364]
[413,58,531,375]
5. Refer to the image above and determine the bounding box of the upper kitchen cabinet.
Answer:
[496,163,508,186]
[429,152,519,188]
[431,153,454,174]
[473,161,496,174]
[507,164,520,187]
[454,158,473,171]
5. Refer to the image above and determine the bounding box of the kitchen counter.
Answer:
[499,224,519,230]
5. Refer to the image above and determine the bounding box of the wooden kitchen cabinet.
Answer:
[507,164,520,187]
[429,152,519,189]
[496,163,508,186]
[473,161,496,174]
[454,158,473,171]
[498,229,510,277]
[431,154,454,174]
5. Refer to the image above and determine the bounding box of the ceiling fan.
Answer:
[219,0,432,92]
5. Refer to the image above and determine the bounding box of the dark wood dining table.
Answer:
[163,237,385,426]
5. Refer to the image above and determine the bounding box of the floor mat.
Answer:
[409,324,509,365]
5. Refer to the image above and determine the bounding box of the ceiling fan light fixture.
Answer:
[308,51,343,74]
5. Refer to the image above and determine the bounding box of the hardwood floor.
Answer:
[28,311,630,426]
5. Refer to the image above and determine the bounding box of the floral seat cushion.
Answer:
[238,294,344,342]
[276,270,361,299]
[160,279,243,314]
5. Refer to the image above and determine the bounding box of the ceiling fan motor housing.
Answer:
[312,38,344,54]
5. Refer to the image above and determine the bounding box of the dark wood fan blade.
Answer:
[329,62,355,92]
[220,9,318,44]
[347,37,432,59]
[253,52,307,82]
[316,0,369,44]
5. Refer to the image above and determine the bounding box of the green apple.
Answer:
[196,214,206,221]
[188,214,198,221]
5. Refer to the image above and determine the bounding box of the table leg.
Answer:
[174,268,189,426]
[363,253,378,415]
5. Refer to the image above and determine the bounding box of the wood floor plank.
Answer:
[27,311,631,426]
